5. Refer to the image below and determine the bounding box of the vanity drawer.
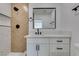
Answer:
[50,44,69,52]
[27,39,36,43]
[50,38,69,44]
[27,38,49,44]
[50,52,69,56]
[35,38,49,44]
[50,44,70,56]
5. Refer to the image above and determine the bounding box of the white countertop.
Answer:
[24,34,71,38]
[25,30,72,38]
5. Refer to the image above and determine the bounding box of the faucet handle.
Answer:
[40,32,42,35]
[35,32,38,35]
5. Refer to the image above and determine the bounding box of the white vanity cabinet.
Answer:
[27,36,71,56]
[27,38,50,56]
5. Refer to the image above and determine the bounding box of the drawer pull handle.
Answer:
[57,48,63,50]
[57,40,63,42]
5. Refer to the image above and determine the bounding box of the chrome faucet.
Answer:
[35,29,42,35]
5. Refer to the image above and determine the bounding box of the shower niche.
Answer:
[33,8,56,29]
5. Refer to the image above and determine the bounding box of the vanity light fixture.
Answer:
[72,5,79,11]
[72,4,79,15]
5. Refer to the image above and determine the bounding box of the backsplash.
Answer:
[29,29,72,36]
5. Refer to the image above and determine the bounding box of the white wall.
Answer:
[60,3,79,55]
[0,3,11,17]
[0,4,11,55]
[29,3,61,33]
[0,14,11,55]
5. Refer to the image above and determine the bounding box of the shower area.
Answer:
[0,3,28,56]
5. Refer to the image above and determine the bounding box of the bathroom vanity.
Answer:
[25,31,71,56]
[26,7,71,56]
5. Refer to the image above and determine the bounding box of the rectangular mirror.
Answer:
[33,8,56,29]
